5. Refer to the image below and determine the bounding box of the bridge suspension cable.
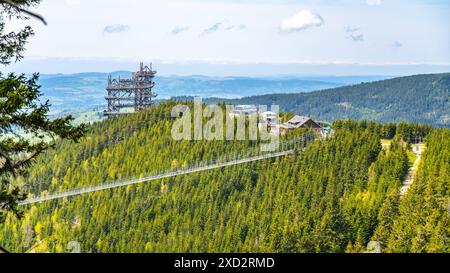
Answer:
[19,135,315,206]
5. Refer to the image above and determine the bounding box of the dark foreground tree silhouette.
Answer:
[0,0,86,244]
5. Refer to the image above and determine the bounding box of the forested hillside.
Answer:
[213,73,450,127]
[383,129,449,252]
[0,102,448,253]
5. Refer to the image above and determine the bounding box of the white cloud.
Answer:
[171,26,190,35]
[103,24,130,35]
[200,22,224,37]
[348,34,364,42]
[199,21,246,37]
[226,24,246,31]
[366,0,382,6]
[345,26,364,42]
[280,10,324,33]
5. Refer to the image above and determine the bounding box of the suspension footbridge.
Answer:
[19,135,314,206]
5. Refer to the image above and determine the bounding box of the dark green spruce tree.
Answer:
[0,0,86,252]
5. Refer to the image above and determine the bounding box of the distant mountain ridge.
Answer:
[37,72,389,114]
[39,72,448,126]
[211,73,450,127]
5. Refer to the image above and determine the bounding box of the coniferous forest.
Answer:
[1,102,448,253]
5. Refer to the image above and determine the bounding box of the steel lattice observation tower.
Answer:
[104,62,158,117]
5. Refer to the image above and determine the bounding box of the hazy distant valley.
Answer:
[38,72,390,115]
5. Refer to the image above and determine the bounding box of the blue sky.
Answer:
[4,0,450,75]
